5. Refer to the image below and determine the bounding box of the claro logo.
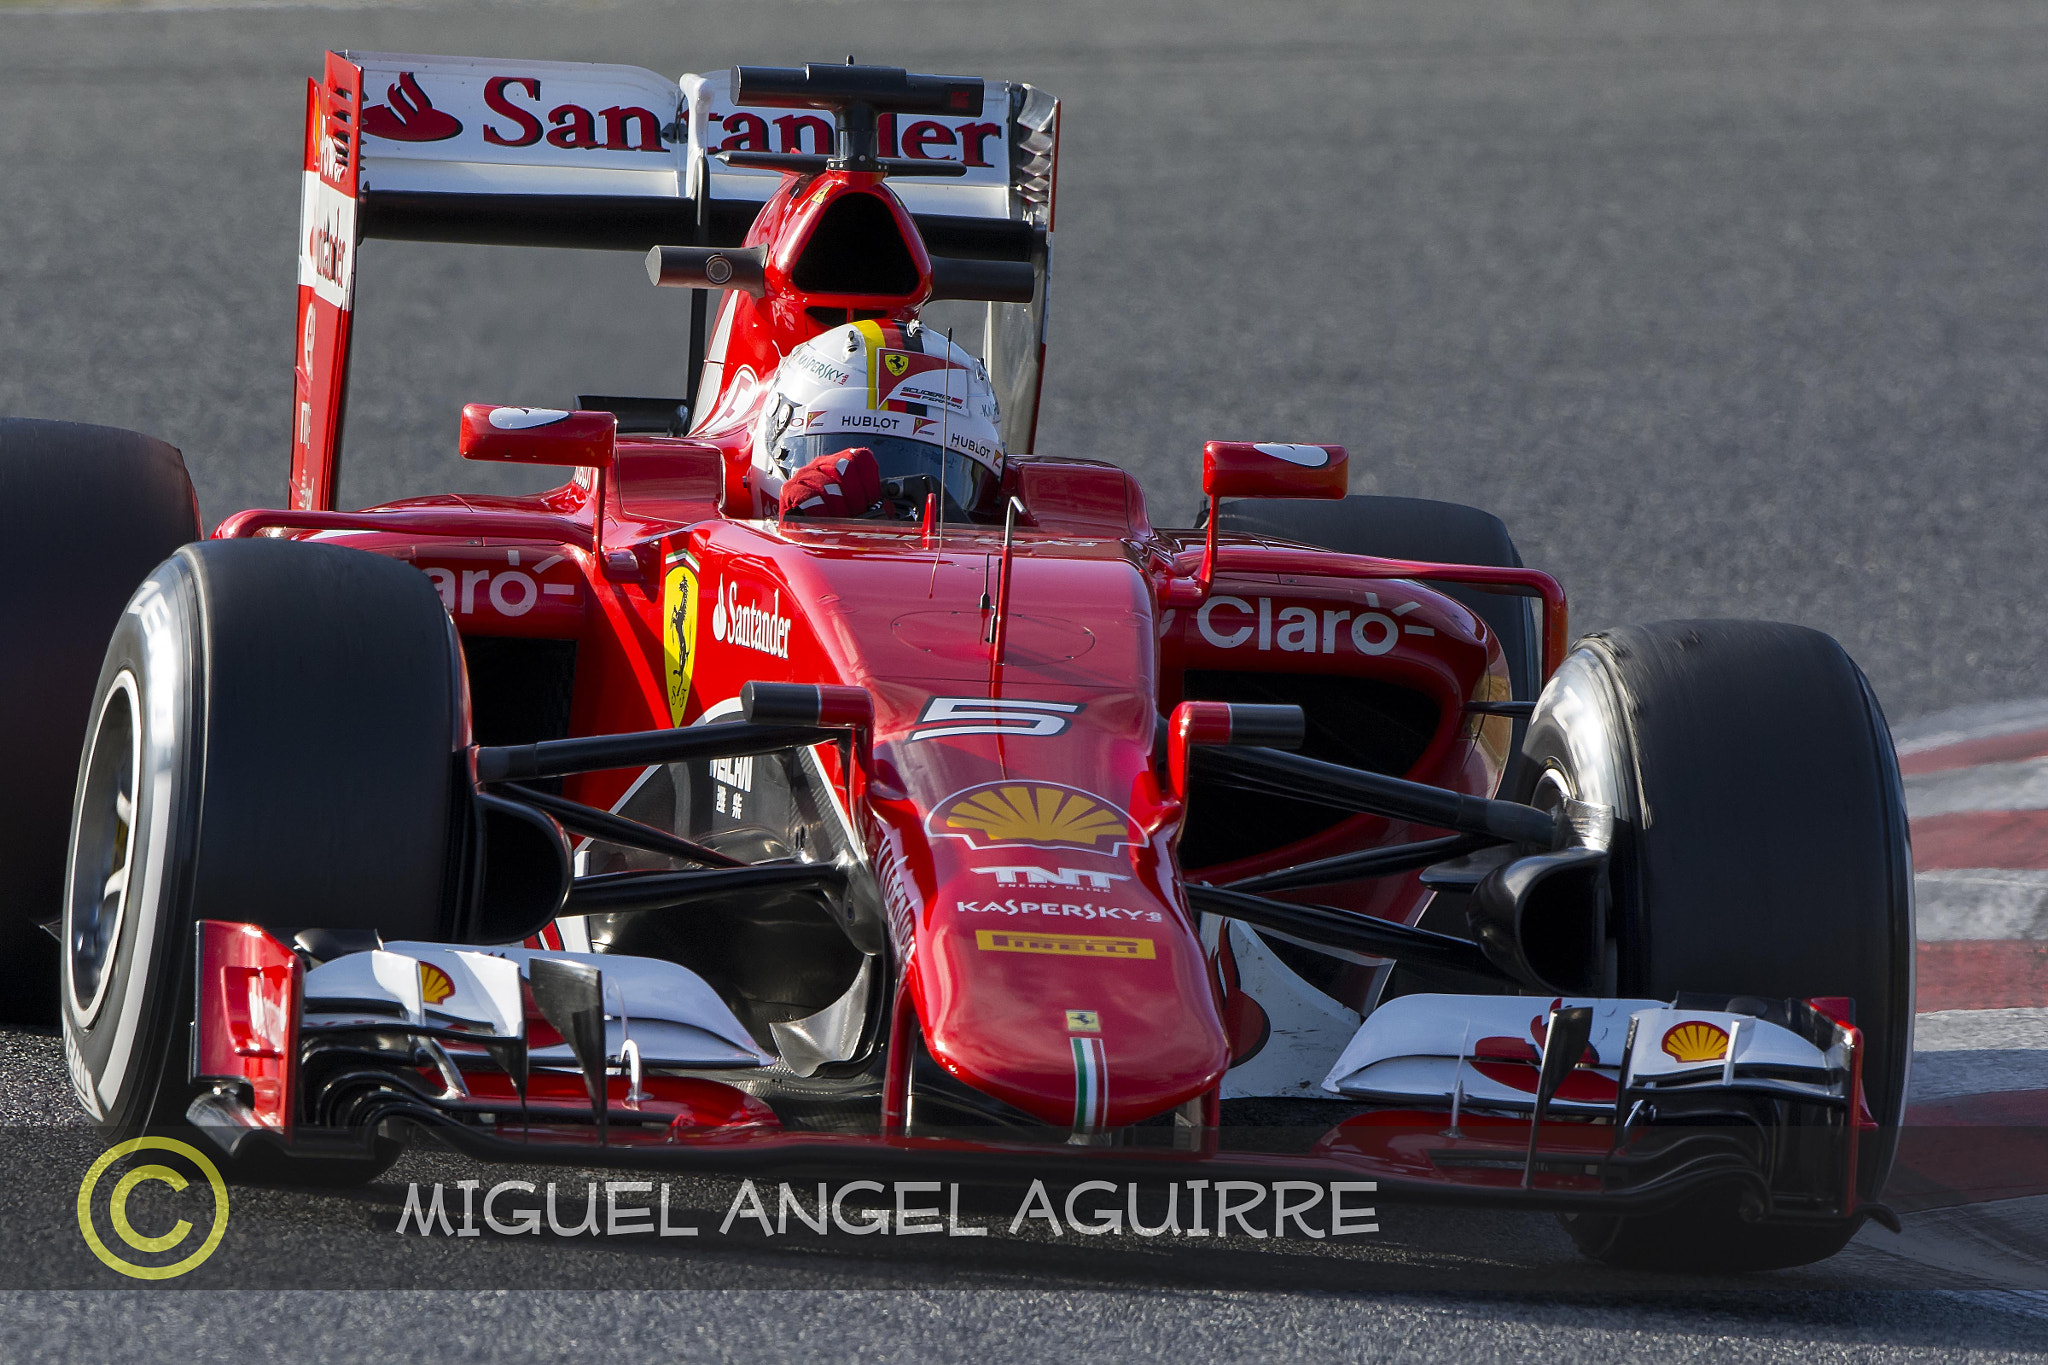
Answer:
[1192,595,1438,657]
[420,552,579,618]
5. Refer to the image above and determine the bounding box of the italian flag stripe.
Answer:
[1071,1036,1108,1134]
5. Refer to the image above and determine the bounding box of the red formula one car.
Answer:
[0,53,1913,1270]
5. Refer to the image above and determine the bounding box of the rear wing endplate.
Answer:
[290,52,1058,509]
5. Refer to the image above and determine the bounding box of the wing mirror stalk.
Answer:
[459,404,634,580]
[1195,441,1347,593]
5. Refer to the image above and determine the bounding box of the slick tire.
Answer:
[1212,495,1540,728]
[60,539,465,1183]
[1520,620,1913,1272]
[0,419,200,1025]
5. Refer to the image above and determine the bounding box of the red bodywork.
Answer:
[224,53,1569,1141]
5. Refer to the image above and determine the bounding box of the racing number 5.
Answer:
[910,697,1080,741]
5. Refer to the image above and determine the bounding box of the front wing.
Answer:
[185,920,1889,1229]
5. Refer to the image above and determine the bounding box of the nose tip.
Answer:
[916,871,1227,1130]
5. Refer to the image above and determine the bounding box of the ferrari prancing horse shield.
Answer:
[662,551,700,726]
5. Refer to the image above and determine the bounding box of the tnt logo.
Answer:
[974,865,1131,890]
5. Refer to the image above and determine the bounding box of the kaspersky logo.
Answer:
[709,578,790,659]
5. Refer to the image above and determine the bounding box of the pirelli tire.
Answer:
[0,419,200,1025]
[60,539,465,1181]
[1521,620,1914,1272]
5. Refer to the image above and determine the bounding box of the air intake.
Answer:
[791,193,920,296]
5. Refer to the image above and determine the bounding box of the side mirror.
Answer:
[460,405,617,469]
[1202,441,1347,501]
[1194,442,1347,593]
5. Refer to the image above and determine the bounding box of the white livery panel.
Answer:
[304,943,773,1070]
[1322,993,1842,1114]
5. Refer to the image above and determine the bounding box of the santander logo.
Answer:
[359,71,668,154]
[362,72,464,143]
[709,579,791,659]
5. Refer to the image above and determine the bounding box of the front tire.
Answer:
[61,539,465,1176]
[0,419,199,1023]
[1520,620,1913,1271]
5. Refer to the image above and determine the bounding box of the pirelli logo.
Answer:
[973,930,1156,960]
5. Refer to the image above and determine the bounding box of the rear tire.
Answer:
[0,419,199,1024]
[1521,620,1913,1271]
[60,539,465,1181]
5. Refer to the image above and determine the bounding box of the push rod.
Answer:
[1185,884,1507,982]
[493,784,746,869]
[475,723,834,783]
[1224,833,1496,895]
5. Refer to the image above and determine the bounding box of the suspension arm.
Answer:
[1185,884,1508,982]
[493,783,746,868]
[1199,746,1560,847]
[1225,832,1498,894]
[474,723,835,783]
[565,862,848,915]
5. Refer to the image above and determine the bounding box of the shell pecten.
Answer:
[943,784,1129,850]
[1660,1020,1730,1064]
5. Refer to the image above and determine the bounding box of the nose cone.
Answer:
[917,870,1228,1130]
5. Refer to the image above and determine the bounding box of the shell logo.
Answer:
[929,782,1141,853]
[419,962,455,1006]
[1661,1020,1730,1064]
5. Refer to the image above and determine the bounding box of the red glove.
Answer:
[779,447,883,520]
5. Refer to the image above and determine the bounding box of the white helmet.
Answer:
[753,320,1006,520]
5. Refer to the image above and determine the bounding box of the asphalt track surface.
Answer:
[5,0,2048,1357]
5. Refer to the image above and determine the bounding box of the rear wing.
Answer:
[290,51,1058,510]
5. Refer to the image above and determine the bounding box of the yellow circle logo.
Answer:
[931,782,1141,853]
[77,1136,229,1280]
[419,961,455,1005]
[1660,1020,1731,1064]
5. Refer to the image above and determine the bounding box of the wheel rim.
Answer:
[69,672,142,1025]
[1530,765,1574,824]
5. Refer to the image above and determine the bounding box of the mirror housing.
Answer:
[460,405,617,469]
[1202,441,1347,501]
[1194,441,1347,593]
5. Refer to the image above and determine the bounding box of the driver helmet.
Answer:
[752,321,1006,520]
